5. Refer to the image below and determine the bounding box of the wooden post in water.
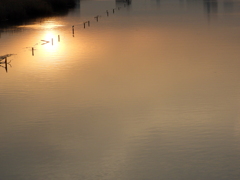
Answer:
[84,23,86,28]
[58,35,60,42]
[88,21,90,27]
[113,9,115,13]
[52,38,53,45]
[5,57,7,72]
[94,16,99,22]
[72,25,75,35]
[106,10,109,16]
[32,47,34,56]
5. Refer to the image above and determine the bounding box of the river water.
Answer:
[0,0,240,179]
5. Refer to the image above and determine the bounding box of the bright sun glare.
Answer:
[41,31,61,53]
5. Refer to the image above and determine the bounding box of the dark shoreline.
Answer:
[0,0,77,27]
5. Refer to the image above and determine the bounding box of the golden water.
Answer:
[0,0,240,179]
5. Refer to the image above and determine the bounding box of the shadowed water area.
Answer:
[0,0,240,179]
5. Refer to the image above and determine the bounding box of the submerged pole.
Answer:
[58,35,60,42]
[72,25,75,35]
[106,10,109,16]
[94,16,99,22]
[32,47,34,56]
[5,57,7,72]
[88,21,90,26]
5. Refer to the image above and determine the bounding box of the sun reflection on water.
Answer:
[19,20,64,30]
[40,31,60,53]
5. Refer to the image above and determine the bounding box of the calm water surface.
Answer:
[1,0,240,179]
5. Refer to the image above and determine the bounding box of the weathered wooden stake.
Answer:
[106,10,109,16]
[32,47,34,56]
[84,23,86,28]
[113,9,115,13]
[72,25,75,35]
[58,35,60,42]
[5,57,7,72]
[88,21,90,26]
[94,16,99,22]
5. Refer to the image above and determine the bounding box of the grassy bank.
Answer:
[0,0,76,23]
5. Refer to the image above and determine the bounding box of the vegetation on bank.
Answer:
[0,0,76,22]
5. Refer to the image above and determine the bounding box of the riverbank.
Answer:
[0,0,76,24]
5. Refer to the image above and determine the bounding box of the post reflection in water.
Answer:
[204,0,218,14]
[203,0,240,15]
[0,55,12,72]
[116,0,132,5]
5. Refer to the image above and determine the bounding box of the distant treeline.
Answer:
[0,0,76,22]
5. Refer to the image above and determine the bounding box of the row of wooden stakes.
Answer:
[71,6,126,35]
[1,3,131,72]
[32,4,130,56]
